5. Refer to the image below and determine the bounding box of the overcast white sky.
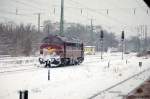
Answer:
[0,0,150,37]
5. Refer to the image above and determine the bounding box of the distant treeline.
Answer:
[0,22,42,56]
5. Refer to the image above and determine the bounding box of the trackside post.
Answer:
[45,60,51,81]
[48,68,50,80]
[139,62,142,68]
[19,90,28,99]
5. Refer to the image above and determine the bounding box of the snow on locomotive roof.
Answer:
[43,34,82,44]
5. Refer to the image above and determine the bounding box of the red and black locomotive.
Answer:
[39,35,84,67]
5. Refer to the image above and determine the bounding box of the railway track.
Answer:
[88,67,150,99]
[0,65,43,75]
[0,58,123,75]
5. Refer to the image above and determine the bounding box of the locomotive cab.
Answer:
[39,36,63,67]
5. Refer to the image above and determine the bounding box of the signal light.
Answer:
[100,30,104,39]
[121,31,124,40]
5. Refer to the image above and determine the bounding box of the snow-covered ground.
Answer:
[0,52,150,99]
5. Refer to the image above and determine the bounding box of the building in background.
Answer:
[84,46,96,55]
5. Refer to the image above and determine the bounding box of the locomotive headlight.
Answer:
[54,56,60,61]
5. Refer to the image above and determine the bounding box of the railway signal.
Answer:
[121,31,125,40]
[100,30,104,39]
[121,31,125,60]
[100,30,104,59]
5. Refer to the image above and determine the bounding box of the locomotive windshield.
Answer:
[42,37,50,43]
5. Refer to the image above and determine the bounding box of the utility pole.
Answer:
[137,26,141,53]
[145,25,148,52]
[141,25,144,52]
[124,38,126,53]
[110,32,113,48]
[37,13,41,32]
[141,25,145,52]
[90,19,94,45]
[48,24,50,35]
[60,0,64,36]
[16,8,18,15]
[91,19,94,33]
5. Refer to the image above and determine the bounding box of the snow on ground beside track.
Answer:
[0,56,39,68]
[0,52,150,99]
